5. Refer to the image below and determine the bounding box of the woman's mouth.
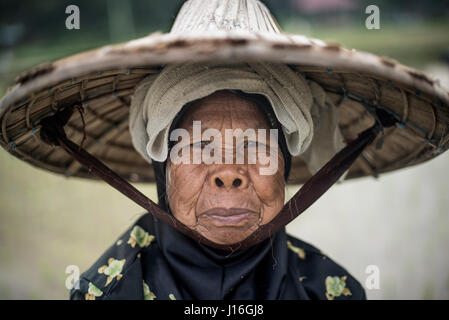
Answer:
[198,207,258,227]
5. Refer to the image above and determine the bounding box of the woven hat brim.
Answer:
[1,31,448,184]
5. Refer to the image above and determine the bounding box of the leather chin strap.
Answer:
[39,104,395,251]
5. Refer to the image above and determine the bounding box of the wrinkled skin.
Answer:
[166,91,285,245]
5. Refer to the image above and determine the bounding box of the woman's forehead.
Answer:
[177,91,271,130]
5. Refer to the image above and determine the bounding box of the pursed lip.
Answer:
[199,207,258,226]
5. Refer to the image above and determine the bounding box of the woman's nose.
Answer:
[209,166,249,189]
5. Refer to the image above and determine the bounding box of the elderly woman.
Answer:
[68,58,366,299]
[1,0,448,301]
[70,90,364,300]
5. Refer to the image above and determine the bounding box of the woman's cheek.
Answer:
[248,162,285,223]
[167,163,208,225]
[251,171,284,204]
[250,152,285,198]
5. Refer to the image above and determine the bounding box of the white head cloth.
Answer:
[129,62,346,176]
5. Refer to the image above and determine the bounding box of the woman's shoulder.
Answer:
[70,213,157,300]
[285,234,367,300]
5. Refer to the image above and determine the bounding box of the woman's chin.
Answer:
[196,225,256,245]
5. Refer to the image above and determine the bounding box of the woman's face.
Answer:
[166,91,285,245]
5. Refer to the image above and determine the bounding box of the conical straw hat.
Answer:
[1,0,448,184]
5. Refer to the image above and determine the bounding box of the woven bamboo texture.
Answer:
[1,32,448,184]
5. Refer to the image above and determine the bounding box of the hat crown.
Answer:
[170,0,282,34]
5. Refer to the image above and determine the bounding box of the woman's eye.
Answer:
[244,141,261,148]
[244,141,254,148]
[191,141,210,149]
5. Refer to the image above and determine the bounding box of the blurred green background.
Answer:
[0,0,448,299]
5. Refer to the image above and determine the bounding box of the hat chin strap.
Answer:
[39,104,395,252]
